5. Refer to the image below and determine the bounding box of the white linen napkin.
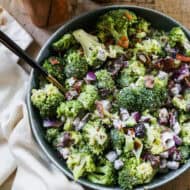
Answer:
[0,7,83,190]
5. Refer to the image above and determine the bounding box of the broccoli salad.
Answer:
[31,9,190,189]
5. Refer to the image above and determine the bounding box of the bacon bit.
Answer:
[134,139,141,150]
[118,36,129,48]
[123,128,135,137]
[176,54,190,62]
[73,81,83,93]
[154,58,176,72]
[96,101,104,118]
[49,57,60,65]
[125,12,133,20]
[144,75,155,88]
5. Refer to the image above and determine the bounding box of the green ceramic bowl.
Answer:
[27,5,190,190]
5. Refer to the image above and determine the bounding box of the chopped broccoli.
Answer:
[117,75,168,112]
[42,57,65,83]
[31,84,64,118]
[135,39,162,55]
[78,85,99,110]
[108,45,124,58]
[110,129,125,151]
[66,151,96,180]
[73,29,108,68]
[46,128,59,143]
[118,158,155,189]
[95,69,115,92]
[52,33,77,51]
[83,120,108,155]
[145,124,164,154]
[169,27,190,55]
[179,146,190,163]
[87,159,115,185]
[57,100,83,118]
[129,18,150,39]
[118,60,146,87]
[64,49,88,79]
[181,122,190,145]
[172,90,190,112]
[97,9,137,47]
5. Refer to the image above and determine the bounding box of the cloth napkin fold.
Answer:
[0,7,83,190]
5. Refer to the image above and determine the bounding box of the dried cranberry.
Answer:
[135,123,145,138]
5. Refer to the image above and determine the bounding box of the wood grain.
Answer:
[0,0,190,190]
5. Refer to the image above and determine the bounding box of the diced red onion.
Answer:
[58,147,70,159]
[173,135,182,146]
[106,151,118,162]
[43,119,63,128]
[167,161,179,170]
[73,117,80,128]
[65,90,78,100]
[172,122,181,135]
[161,131,175,149]
[86,71,96,81]
[169,110,177,127]
[170,83,182,96]
[160,159,167,169]
[160,151,169,159]
[157,71,168,80]
[120,108,130,121]
[113,119,123,129]
[131,112,141,122]
[159,108,169,125]
[123,61,129,67]
[173,64,190,82]
[114,159,124,170]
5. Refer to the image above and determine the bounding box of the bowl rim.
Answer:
[27,5,190,190]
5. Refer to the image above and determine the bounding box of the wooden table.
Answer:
[1,0,190,189]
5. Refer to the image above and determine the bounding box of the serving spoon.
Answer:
[0,30,65,93]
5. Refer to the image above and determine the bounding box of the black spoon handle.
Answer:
[0,30,65,93]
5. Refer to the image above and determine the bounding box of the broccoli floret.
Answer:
[129,18,150,39]
[64,49,88,79]
[135,39,162,55]
[31,84,64,118]
[45,128,59,143]
[179,146,190,163]
[118,158,155,189]
[181,122,190,145]
[73,29,108,68]
[66,151,96,180]
[179,112,190,123]
[78,85,99,110]
[172,90,190,112]
[117,84,167,112]
[117,75,168,112]
[57,100,83,118]
[169,27,190,56]
[87,159,115,185]
[110,129,125,151]
[97,9,137,47]
[52,33,77,51]
[118,60,146,87]
[83,120,108,155]
[95,69,115,92]
[42,57,65,83]
[108,45,124,58]
[172,96,187,111]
